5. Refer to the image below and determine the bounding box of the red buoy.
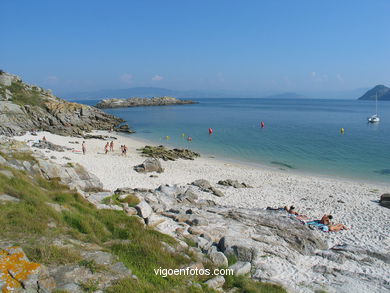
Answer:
[208,128,213,135]
[187,137,192,141]
[261,121,265,128]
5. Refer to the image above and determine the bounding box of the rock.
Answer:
[209,251,229,267]
[210,186,224,197]
[0,169,13,178]
[46,202,69,212]
[85,192,112,205]
[192,179,224,197]
[0,194,20,202]
[124,206,138,216]
[95,96,198,109]
[186,216,209,226]
[114,187,135,195]
[218,236,257,262]
[135,201,153,219]
[217,179,253,188]
[379,193,390,208]
[146,214,167,227]
[134,158,164,173]
[138,145,200,161]
[38,159,104,192]
[204,275,225,289]
[32,140,71,152]
[195,236,212,252]
[114,124,135,134]
[229,261,251,276]
[0,246,55,293]
[192,179,212,190]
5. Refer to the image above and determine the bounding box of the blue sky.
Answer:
[1,0,390,96]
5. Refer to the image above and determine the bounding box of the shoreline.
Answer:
[121,132,390,188]
[12,130,390,253]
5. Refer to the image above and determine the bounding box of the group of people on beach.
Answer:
[267,205,348,232]
[103,141,128,156]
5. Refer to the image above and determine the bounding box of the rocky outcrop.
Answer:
[106,183,390,293]
[95,96,198,109]
[0,71,124,136]
[138,145,200,161]
[0,138,103,193]
[217,179,253,188]
[32,140,72,152]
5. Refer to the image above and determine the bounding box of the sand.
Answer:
[14,130,390,253]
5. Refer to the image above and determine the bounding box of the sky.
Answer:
[1,0,390,97]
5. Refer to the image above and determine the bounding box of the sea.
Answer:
[75,98,390,183]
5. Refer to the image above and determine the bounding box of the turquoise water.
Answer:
[80,98,390,182]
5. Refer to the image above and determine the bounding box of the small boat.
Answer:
[368,114,380,123]
[368,93,380,123]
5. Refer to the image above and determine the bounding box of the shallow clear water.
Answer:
[78,98,390,182]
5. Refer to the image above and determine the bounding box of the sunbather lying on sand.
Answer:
[266,205,297,214]
[307,214,348,232]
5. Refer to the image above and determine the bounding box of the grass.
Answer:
[224,275,287,293]
[25,244,82,265]
[78,279,99,292]
[102,193,140,207]
[0,157,287,293]
[0,150,36,162]
[6,80,47,108]
[79,259,108,273]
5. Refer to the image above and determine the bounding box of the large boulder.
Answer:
[134,158,164,173]
[379,193,390,208]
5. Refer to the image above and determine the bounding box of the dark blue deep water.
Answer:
[77,98,390,183]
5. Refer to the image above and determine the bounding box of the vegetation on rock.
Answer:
[138,145,200,161]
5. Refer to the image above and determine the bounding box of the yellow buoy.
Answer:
[340,128,345,134]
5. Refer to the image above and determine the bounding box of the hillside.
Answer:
[0,71,124,136]
[358,85,390,100]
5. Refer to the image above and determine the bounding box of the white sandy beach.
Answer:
[15,131,390,254]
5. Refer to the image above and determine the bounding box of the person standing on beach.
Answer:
[123,145,128,156]
[110,141,114,152]
[104,142,109,154]
[82,141,86,155]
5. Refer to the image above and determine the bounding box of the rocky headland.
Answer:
[0,71,125,137]
[95,96,198,109]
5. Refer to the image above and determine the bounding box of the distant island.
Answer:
[358,85,390,100]
[95,96,198,109]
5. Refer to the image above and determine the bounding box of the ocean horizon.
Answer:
[75,98,390,183]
